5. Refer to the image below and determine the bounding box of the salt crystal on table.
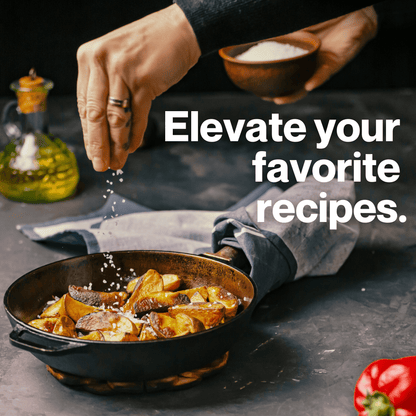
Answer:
[236,41,307,62]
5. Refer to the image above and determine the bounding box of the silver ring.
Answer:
[108,97,130,108]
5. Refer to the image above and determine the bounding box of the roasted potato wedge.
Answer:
[126,273,181,293]
[78,331,105,341]
[68,285,128,308]
[52,316,77,338]
[65,294,100,322]
[126,277,140,294]
[28,317,59,333]
[139,324,159,341]
[168,302,225,329]
[75,311,139,335]
[101,332,139,342]
[123,269,164,313]
[133,292,190,315]
[207,286,239,318]
[190,291,206,303]
[149,312,181,338]
[40,294,68,318]
[175,313,205,334]
[161,274,181,291]
[177,286,208,301]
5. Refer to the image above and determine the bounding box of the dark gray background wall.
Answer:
[1,0,415,97]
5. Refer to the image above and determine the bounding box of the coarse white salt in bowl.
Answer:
[235,40,308,62]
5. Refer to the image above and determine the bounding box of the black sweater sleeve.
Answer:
[174,0,377,55]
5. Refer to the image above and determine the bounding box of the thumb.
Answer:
[304,52,341,91]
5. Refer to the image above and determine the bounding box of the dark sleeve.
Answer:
[174,0,378,55]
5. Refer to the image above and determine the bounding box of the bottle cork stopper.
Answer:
[19,68,45,89]
[17,69,47,114]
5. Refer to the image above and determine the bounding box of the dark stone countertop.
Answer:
[0,90,415,415]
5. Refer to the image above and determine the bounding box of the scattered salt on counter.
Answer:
[236,41,307,62]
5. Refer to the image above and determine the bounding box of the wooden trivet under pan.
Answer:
[46,351,229,395]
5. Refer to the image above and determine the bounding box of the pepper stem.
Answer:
[361,391,395,416]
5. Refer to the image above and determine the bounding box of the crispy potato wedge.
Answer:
[40,294,68,318]
[139,324,159,341]
[126,273,181,293]
[78,331,105,341]
[123,270,164,313]
[168,302,225,329]
[126,276,140,294]
[52,316,77,338]
[149,312,180,338]
[207,286,239,318]
[133,292,190,315]
[177,286,208,301]
[28,317,59,333]
[175,313,205,334]
[161,274,181,291]
[65,294,100,322]
[68,285,129,308]
[190,291,206,303]
[75,311,139,335]
[101,332,139,342]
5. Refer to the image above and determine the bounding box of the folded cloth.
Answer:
[18,178,359,302]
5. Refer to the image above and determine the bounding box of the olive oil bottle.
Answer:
[0,69,79,203]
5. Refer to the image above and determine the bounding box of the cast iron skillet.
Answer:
[4,248,257,382]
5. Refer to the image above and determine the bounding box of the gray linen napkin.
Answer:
[18,178,359,301]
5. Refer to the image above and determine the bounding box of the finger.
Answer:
[76,50,91,159]
[305,52,342,92]
[107,78,131,170]
[86,67,110,172]
[128,89,152,153]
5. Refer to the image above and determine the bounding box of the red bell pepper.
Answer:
[354,356,416,416]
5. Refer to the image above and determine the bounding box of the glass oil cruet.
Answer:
[0,69,79,203]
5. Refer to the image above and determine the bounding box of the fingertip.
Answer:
[92,158,108,172]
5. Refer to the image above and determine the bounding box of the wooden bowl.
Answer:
[219,31,321,98]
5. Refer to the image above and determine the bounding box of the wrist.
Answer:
[163,4,202,67]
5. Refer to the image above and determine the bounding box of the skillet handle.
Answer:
[9,327,86,355]
[202,246,250,272]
